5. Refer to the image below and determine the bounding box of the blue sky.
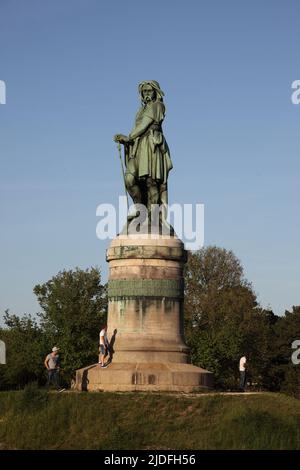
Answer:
[0,0,299,321]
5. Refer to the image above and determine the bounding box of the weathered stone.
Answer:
[108,279,184,299]
[76,362,214,392]
[75,234,213,392]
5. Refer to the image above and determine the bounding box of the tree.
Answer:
[34,267,107,381]
[184,246,274,388]
[265,306,300,395]
[184,246,254,326]
[0,311,47,389]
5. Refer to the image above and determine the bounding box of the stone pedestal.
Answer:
[75,234,213,392]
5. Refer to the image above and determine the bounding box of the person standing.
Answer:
[98,325,110,368]
[239,354,247,391]
[44,346,65,391]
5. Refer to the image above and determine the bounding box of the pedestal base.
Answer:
[75,234,214,392]
[75,362,213,392]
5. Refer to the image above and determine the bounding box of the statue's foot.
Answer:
[145,214,175,237]
[159,218,175,236]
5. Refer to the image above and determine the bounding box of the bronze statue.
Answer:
[114,81,173,220]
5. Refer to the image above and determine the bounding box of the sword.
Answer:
[117,142,129,213]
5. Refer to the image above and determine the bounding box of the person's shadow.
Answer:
[106,329,117,365]
[81,365,95,391]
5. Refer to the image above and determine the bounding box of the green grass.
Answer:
[0,387,300,450]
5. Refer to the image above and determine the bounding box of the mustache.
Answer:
[143,95,153,103]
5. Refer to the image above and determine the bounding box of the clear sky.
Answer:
[0,0,299,322]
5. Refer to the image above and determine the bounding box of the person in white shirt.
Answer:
[239,355,247,391]
[98,325,110,368]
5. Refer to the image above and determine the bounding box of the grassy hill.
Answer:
[0,387,300,450]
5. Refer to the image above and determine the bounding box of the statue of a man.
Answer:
[114,81,173,216]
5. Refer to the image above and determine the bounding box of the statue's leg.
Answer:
[124,170,144,226]
[125,158,142,205]
[159,183,168,206]
[158,183,174,236]
[125,172,142,204]
[146,178,160,232]
[146,177,159,211]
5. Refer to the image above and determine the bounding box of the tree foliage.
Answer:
[34,267,107,378]
[184,246,276,388]
[0,267,107,389]
[265,306,300,395]
[0,312,47,389]
[1,253,299,395]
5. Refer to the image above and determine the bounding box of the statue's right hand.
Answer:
[114,134,129,144]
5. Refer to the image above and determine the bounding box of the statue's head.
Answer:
[138,80,164,105]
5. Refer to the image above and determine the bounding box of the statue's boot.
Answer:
[147,178,160,233]
[159,184,175,236]
[126,182,142,221]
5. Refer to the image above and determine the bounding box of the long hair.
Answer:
[138,80,164,103]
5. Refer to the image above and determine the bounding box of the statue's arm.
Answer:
[114,115,153,144]
[129,115,153,140]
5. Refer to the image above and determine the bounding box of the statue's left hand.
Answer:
[114,134,129,144]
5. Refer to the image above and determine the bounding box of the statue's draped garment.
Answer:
[126,101,173,184]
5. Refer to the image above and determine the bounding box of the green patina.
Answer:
[114,81,172,214]
[108,278,184,299]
